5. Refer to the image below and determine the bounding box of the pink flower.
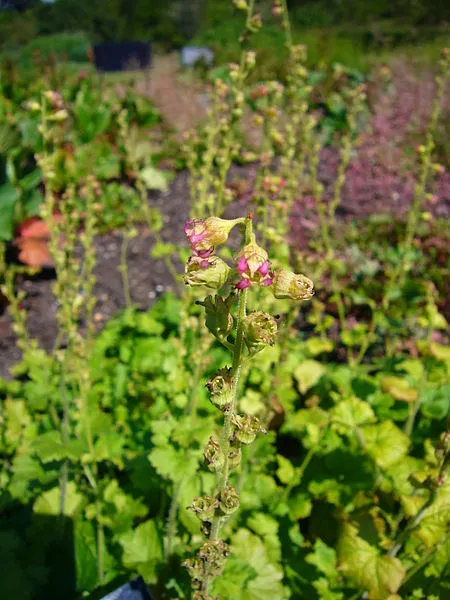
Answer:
[235,240,273,289]
[184,217,241,257]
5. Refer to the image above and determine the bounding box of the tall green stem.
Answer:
[210,286,248,542]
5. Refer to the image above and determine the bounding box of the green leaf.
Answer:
[150,241,177,259]
[213,528,288,600]
[331,397,376,430]
[247,512,282,563]
[306,538,339,579]
[288,490,312,520]
[148,445,192,481]
[33,431,86,463]
[33,482,84,517]
[19,168,42,191]
[118,520,163,584]
[0,183,19,240]
[420,385,450,420]
[337,523,405,599]
[363,420,410,469]
[294,360,326,394]
[9,453,46,500]
[276,455,296,484]
[74,520,98,592]
[306,337,334,356]
[139,166,168,191]
[94,431,125,464]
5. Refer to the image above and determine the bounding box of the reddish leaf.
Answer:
[14,215,62,268]
[16,238,54,268]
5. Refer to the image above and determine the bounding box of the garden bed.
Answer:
[2,147,449,379]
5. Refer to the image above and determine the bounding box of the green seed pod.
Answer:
[231,414,267,445]
[219,486,240,515]
[182,557,204,585]
[271,268,314,301]
[187,495,218,521]
[243,311,278,352]
[206,368,234,410]
[228,447,242,470]
[185,256,231,290]
[204,436,225,472]
[199,540,230,578]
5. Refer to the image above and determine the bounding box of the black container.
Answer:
[93,41,152,72]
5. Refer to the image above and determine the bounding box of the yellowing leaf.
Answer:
[380,376,418,402]
[338,523,405,600]
[429,342,450,362]
[33,482,84,517]
[415,480,450,548]
[363,421,410,469]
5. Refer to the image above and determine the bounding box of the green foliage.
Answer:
[0,63,166,242]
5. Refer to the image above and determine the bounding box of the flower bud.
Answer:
[243,311,278,352]
[204,436,225,472]
[185,217,241,258]
[233,0,247,9]
[43,90,63,108]
[185,255,231,290]
[232,414,267,445]
[271,268,314,301]
[219,486,240,515]
[228,447,242,470]
[247,14,262,33]
[236,237,273,289]
[245,51,256,68]
[26,100,41,112]
[48,109,69,122]
[198,294,234,338]
[187,495,218,521]
[206,368,234,410]
[250,83,269,101]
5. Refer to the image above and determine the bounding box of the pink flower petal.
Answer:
[193,247,214,258]
[261,276,273,286]
[237,256,249,275]
[257,260,270,276]
[236,278,251,289]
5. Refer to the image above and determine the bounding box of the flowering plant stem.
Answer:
[210,286,247,542]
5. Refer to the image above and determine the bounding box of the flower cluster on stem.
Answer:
[182,215,313,597]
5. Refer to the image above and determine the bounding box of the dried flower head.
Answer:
[219,486,240,515]
[187,496,219,521]
[272,268,314,301]
[204,436,225,472]
[185,255,231,290]
[231,414,267,445]
[206,368,234,410]
[243,311,278,351]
